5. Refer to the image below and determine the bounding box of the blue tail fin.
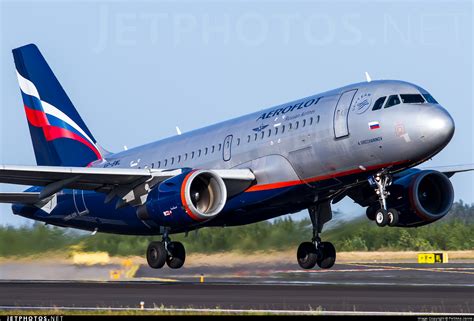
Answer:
[12,44,103,167]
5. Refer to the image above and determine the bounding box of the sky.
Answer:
[0,0,472,226]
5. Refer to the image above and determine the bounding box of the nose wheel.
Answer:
[370,171,400,227]
[146,230,186,269]
[297,202,336,270]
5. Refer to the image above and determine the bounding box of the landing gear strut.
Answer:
[297,201,336,270]
[370,171,399,227]
[146,230,186,269]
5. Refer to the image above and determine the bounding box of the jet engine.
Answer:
[386,170,454,227]
[137,169,227,228]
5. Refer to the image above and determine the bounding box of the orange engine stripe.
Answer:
[246,160,409,192]
[180,170,206,222]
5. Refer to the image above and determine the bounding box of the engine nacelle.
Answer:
[138,169,227,228]
[387,170,454,227]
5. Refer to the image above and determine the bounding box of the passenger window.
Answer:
[218,144,222,151]
[289,123,293,130]
[385,95,401,108]
[281,125,285,133]
[247,135,251,143]
[184,153,188,161]
[260,131,264,139]
[310,117,313,125]
[303,119,306,127]
[372,96,386,110]
[237,138,241,146]
[400,94,425,104]
[171,157,174,165]
[275,127,278,135]
[211,145,215,153]
[178,155,181,163]
[164,159,168,166]
[317,115,320,123]
[422,93,438,104]
[254,133,258,141]
[295,121,299,129]
[267,129,271,137]
[205,147,208,155]
[192,151,195,159]
[198,149,201,157]
[158,161,161,168]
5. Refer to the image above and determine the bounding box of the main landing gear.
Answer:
[146,230,186,269]
[297,202,336,270]
[368,171,399,227]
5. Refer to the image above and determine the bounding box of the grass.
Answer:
[0,308,324,316]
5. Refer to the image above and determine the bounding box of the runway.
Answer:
[1,263,473,313]
[1,281,473,313]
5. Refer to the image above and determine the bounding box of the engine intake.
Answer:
[138,169,227,229]
[408,170,454,221]
[388,170,454,226]
[181,170,227,221]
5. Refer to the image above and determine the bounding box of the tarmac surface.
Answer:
[1,262,473,313]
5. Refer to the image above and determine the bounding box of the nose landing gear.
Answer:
[370,171,399,227]
[146,230,186,269]
[297,202,336,270]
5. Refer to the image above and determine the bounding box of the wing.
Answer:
[421,163,474,178]
[0,165,255,206]
[0,192,41,204]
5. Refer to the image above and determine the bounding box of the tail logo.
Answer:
[16,71,102,160]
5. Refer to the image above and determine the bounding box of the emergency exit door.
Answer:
[223,135,233,161]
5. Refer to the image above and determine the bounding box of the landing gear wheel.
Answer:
[387,208,400,227]
[317,242,336,269]
[366,205,377,221]
[166,241,186,269]
[297,242,318,269]
[375,209,389,227]
[146,241,167,269]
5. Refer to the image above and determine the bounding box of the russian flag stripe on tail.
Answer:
[12,44,103,167]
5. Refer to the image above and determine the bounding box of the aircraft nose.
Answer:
[419,105,455,149]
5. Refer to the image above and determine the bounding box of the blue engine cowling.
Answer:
[387,170,454,227]
[137,169,227,228]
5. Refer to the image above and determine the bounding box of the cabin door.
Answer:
[333,89,357,138]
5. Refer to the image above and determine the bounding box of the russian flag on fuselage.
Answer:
[13,44,102,167]
[368,121,380,130]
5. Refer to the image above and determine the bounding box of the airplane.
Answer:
[1,44,472,270]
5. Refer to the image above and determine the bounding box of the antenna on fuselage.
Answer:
[365,72,372,83]
[176,126,182,135]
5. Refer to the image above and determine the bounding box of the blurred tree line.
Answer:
[0,201,472,257]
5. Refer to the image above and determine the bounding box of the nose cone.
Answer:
[419,105,455,150]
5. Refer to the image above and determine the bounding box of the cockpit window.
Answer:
[400,94,425,104]
[385,95,401,108]
[422,93,438,104]
[372,96,386,110]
